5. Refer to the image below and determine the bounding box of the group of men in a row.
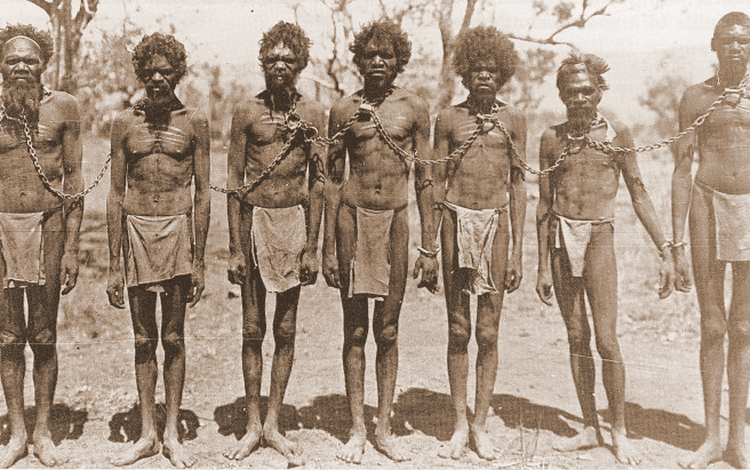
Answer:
[0,10,747,470]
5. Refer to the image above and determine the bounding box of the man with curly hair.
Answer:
[536,52,673,465]
[672,12,750,469]
[0,24,82,469]
[223,21,325,466]
[107,32,210,468]
[432,26,526,461]
[323,19,438,463]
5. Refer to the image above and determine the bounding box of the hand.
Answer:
[107,268,126,309]
[673,248,692,293]
[535,269,554,306]
[322,251,340,288]
[299,247,319,286]
[505,256,523,293]
[227,253,246,285]
[188,263,205,307]
[659,250,675,299]
[59,250,79,295]
[412,254,439,294]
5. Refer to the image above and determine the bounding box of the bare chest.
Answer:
[126,123,193,161]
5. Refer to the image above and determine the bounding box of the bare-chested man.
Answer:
[223,22,325,466]
[432,26,526,461]
[673,12,750,470]
[0,24,82,469]
[106,33,209,468]
[322,19,438,464]
[536,53,674,465]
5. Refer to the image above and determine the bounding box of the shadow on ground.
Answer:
[296,394,377,444]
[214,396,300,441]
[605,402,705,451]
[108,404,200,443]
[0,404,88,446]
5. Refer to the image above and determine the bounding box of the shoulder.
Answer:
[393,87,428,110]
[180,107,209,132]
[297,95,326,122]
[329,93,359,121]
[540,126,560,149]
[44,90,79,118]
[682,79,714,102]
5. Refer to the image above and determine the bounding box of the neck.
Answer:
[567,113,597,134]
[468,94,496,114]
[718,65,748,88]
[362,82,393,104]
[268,87,297,112]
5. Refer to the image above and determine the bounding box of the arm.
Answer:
[412,98,439,293]
[505,111,527,293]
[671,91,697,292]
[535,130,555,305]
[226,103,247,285]
[189,112,211,306]
[619,127,674,299]
[322,104,346,288]
[106,113,128,308]
[60,97,84,296]
[299,107,327,286]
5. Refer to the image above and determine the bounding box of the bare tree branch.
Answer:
[25,0,58,16]
[545,0,616,44]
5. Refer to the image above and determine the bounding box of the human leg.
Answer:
[263,285,302,464]
[160,276,194,468]
[438,208,471,460]
[371,206,409,462]
[0,288,29,468]
[111,286,160,466]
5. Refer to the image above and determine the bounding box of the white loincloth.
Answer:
[0,212,46,287]
[555,213,614,278]
[126,214,193,291]
[251,205,306,293]
[349,206,394,298]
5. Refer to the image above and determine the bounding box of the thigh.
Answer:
[690,185,726,316]
[730,261,750,325]
[336,203,356,296]
[583,223,618,341]
[274,285,300,339]
[161,275,190,339]
[373,207,409,332]
[240,207,267,340]
[27,211,65,340]
[551,242,587,331]
[441,209,470,329]
[477,212,510,329]
[0,287,26,342]
[128,285,158,340]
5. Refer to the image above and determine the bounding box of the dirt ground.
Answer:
[0,139,743,469]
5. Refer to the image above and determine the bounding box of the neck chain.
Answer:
[716,70,749,91]
[361,86,394,107]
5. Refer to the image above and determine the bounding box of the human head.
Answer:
[556,52,609,126]
[132,32,188,87]
[259,22,310,93]
[711,11,750,78]
[350,19,411,78]
[711,11,750,51]
[452,26,518,94]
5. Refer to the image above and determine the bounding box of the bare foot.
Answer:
[0,436,27,469]
[110,436,160,466]
[32,433,67,467]
[263,425,304,466]
[612,430,642,466]
[553,426,600,453]
[723,444,748,469]
[374,429,408,462]
[337,432,367,464]
[678,441,722,469]
[223,426,261,461]
[470,425,497,461]
[163,437,195,469]
[438,427,468,460]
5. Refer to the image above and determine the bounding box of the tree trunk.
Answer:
[435,0,479,112]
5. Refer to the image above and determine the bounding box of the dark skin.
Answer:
[107,53,210,469]
[224,41,325,466]
[536,69,673,466]
[323,37,438,464]
[0,37,82,469]
[432,58,526,461]
[673,22,750,470]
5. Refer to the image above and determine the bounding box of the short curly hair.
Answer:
[712,11,750,51]
[0,24,54,67]
[350,19,411,75]
[452,26,518,90]
[132,32,188,85]
[259,21,311,71]
[556,52,610,92]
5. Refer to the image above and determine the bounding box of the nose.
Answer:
[477,71,492,82]
[372,54,385,66]
[151,71,165,82]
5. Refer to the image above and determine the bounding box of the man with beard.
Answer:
[535,52,673,465]
[0,24,82,469]
[432,26,526,461]
[223,21,325,465]
[323,19,438,464]
[672,12,750,469]
[107,33,209,468]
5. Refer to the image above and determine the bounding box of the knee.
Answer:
[162,331,185,354]
[346,325,368,348]
[475,325,499,350]
[0,330,24,347]
[273,324,296,347]
[565,325,590,352]
[702,315,727,343]
[448,323,470,353]
[594,334,621,361]
[242,324,266,344]
[729,318,750,345]
[374,323,398,346]
[134,334,157,363]
[28,328,55,356]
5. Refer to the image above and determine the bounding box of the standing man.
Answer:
[223,21,325,465]
[0,25,82,469]
[673,12,750,470]
[432,26,526,461]
[536,52,673,465]
[107,33,210,468]
[322,19,438,464]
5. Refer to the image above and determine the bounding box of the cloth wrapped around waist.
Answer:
[0,211,50,287]
[694,179,750,261]
[348,205,398,298]
[250,205,306,293]
[553,212,614,277]
[442,201,506,295]
[126,213,193,290]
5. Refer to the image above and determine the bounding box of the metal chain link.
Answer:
[0,104,110,200]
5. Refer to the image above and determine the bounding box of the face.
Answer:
[467,59,501,99]
[142,54,179,104]
[262,42,300,91]
[1,37,44,85]
[360,38,398,88]
[713,24,750,71]
[559,70,602,124]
